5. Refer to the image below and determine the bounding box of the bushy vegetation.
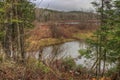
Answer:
[0,57,58,80]
[0,0,120,80]
[62,57,77,70]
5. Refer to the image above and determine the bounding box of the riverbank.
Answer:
[72,31,94,40]
[26,31,93,51]
[27,22,95,51]
[26,38,74,51]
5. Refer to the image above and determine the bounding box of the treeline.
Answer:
[35,8,99,22]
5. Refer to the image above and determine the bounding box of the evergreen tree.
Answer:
[84,0,120,77]
[107,0,120,77]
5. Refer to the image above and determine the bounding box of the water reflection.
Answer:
[27,41,115,70]
[41,41,88,65]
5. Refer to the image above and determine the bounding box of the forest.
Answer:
[0,0,120,80]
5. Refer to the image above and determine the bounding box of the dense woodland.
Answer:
[35,8,98,22]
[0,0,120,80]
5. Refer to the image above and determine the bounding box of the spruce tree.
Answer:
[83,0,120,77]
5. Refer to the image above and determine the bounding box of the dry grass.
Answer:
[0,55,112,80]
[26,38,73,51]
[72,31,94,40]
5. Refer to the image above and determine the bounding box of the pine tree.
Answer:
[107,0,120,78]
[80,0,114,77]
[84,0,120,77]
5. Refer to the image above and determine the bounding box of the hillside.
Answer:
[35,8,99,22]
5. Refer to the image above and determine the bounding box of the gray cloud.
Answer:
[31,0,96,11]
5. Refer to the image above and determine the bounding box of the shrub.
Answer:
[106,67,118,76]
[26,57,50,73]
[62,56,76,70]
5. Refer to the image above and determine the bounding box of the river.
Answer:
[26,40,115,71]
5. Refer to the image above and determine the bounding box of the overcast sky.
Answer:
[31,0,97,11]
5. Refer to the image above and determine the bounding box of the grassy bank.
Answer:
[27,22,96,51]
[26,38,74,51]
[72,31,94,40]
[26,31,94,51]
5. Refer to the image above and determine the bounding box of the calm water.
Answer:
[26,41,114,70]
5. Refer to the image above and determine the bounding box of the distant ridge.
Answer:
[35,8,98,22]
